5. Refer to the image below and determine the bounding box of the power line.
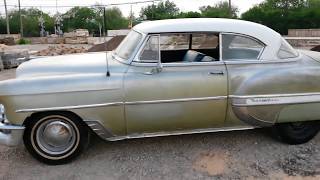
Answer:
[0,0,162,8]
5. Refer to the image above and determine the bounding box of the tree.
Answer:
[200,1,239,18]
[0,8,54,36]
[140,0,179,20]
[105,7,129,30]
[62,7,128,35]
[177,11,201,18]
[241,0,320,35]
[62,7,99,34]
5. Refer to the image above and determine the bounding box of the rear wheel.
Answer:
[274,121,320,145]
[23,112,90,165]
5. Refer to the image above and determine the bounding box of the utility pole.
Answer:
[3,0,10,34]
[228,0,232,18]
[18,0,23,37]
[103,7,106,37]
[152,1,155,20]
[129,5,133,28]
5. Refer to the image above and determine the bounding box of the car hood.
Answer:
[16,52,128,78]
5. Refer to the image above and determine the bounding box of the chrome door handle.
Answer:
[208,71,224,75]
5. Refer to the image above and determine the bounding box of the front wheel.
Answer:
[23,112,90,165]
[274,121,320,145]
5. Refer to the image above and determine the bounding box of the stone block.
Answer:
[65,37,88,44]
[1,50,29,69]
[47,37,65,44]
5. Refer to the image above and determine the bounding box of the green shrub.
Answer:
[17,38,31,45]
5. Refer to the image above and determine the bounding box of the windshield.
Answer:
[115,30,143,60]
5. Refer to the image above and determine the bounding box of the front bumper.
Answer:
[0,122,25,146]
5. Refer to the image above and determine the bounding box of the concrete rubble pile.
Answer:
[0,52,3,71]
[0,37,15,45]
[64,29,89,44]
[0,44,30,69]
[34,45,88,56]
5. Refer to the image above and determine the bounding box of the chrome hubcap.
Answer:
[36,119,76,155]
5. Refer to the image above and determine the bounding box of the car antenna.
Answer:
[105,43,110,77]
[103,6,110,77]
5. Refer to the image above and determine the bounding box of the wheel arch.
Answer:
[23,110,87,127]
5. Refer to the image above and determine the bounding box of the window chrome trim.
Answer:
[163,61,225,67]
[114,30,146,64]
[133,32,224,67]
[224,58,298,65]
[220,32,266,61]
[130,61,225,67]
[219,33,223,61]
[136,34,160,63]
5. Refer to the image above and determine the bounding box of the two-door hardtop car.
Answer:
[1,18,320,164]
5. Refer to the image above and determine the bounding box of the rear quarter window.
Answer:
[278,39,299,59]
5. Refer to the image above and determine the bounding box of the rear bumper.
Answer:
[0,122,25,146]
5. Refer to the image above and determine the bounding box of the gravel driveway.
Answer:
[1,69,320,180]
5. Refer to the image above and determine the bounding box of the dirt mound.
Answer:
[88,35,125,52]
[0,44,9,52]
[0,37,14,45]
[34,45,88,56]
[311,45,320,52]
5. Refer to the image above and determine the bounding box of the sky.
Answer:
[0,0,265,17]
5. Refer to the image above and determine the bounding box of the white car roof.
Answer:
[133,18,284,60]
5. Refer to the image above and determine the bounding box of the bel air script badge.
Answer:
[247,97,280,105]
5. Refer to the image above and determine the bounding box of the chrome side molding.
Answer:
[16,102,123,113]
[105,126,255,141]
[125,96,227,105]
[16,96,227,113]
[15,92,320,113]
[84,120,115,139]
[231,92,320,106]
[83,119,255,142]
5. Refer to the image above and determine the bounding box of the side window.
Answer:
[278,39,298,59]
[222,34,265,61]
[192,34,219,49]
[139,33,220,63]
[160,34,189,50]
[140,35,159,62]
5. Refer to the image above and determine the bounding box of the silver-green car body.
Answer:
[1,18,320,146]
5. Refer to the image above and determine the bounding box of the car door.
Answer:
[124,33,228,134]
[221,33,282,127]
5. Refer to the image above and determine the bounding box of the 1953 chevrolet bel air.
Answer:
[1,18,320,164]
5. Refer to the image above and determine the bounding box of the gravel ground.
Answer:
[0,69,16,81]
[1,69,320,180]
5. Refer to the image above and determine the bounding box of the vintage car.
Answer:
[1,18,320,164]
